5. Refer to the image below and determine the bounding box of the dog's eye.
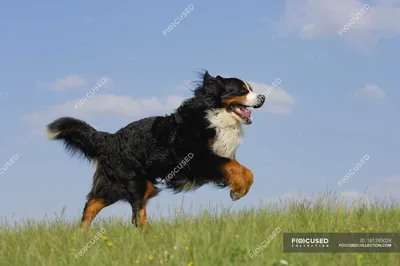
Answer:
[241,84,249,93]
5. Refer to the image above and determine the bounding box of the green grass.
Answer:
[1,193,400,266]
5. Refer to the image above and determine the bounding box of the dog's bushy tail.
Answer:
[46,117,109,161]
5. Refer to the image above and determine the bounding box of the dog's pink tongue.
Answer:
[235,106,252,118]
[242,108,251,117]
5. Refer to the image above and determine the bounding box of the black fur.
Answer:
[46,71,264,225]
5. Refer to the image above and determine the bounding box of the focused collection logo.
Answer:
[284,233,399,253]
[291,237,329,248]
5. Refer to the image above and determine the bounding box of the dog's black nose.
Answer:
[253,94,265,108]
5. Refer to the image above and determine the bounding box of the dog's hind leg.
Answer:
[131,203,139,227]
[80,164,116,231]
[130,181,158,228]
[80,198,115,231]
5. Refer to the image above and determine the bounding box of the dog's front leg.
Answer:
[222,159,254,201]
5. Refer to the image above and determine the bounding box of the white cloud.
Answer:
[384,176,400,183]
[100,76,114,89]
[361,83,386,99]
[279,0,400,40]
[249,81,295,115]
[341,191,364,197]
[43,74,86,91]
[340,191,372,206]
[22,94,186,133]
[267,193,317,205]
[23,79,295,137]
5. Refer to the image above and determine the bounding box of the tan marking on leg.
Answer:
[222,159,254,201]
[241,165,254,195]
[139,182,157,228]
[80,199,108,231]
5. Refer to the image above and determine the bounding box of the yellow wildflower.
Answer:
[106,241,113,247]
[359,254,364,259]
[188,262,194,266]
[101,235,108,240]
[361,228,365,231]
[148,255,153,261]
[369,227,373,231]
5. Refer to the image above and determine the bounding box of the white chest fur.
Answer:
[205,109,243,158]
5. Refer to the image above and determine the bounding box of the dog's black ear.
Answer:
[203,71,213,83]
[203,71,222,88]
[195,70,224,99]
[216,75,225,85]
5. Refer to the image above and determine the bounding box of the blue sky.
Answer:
[1,0,399,223]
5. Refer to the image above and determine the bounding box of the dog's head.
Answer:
[194,71,265,125]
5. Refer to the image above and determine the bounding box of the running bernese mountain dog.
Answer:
[46,71,265,230]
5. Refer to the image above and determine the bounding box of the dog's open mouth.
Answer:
[230,103,253,124]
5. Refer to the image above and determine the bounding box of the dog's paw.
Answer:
[230,189,245,201]
[141,220,152,228]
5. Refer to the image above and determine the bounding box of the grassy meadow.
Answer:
[1,193,400,266]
